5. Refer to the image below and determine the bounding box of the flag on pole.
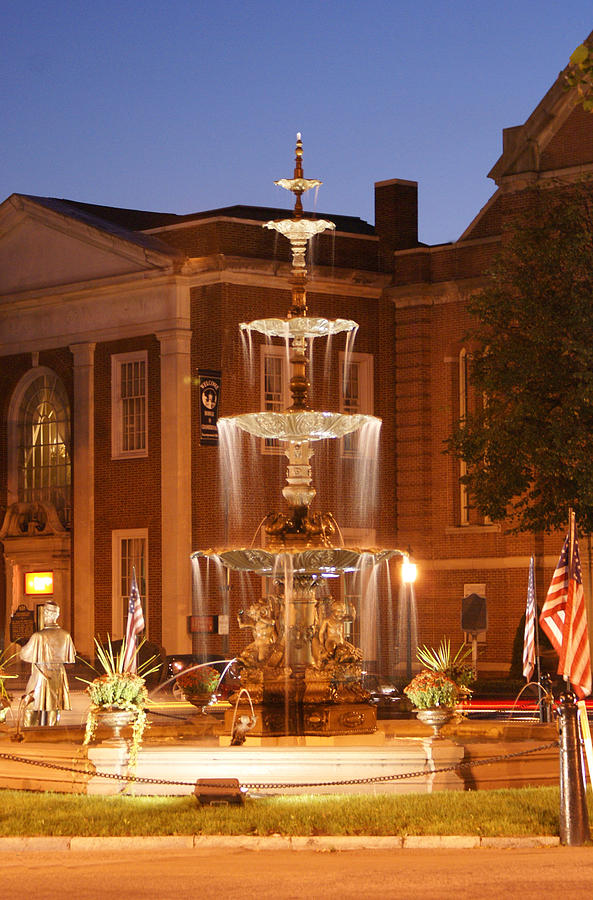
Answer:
[522,556,536,681]
[121,567,145,673]
[539,514,592,699]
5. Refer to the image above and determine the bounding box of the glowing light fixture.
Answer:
[401,558,417,584]
[25,571,54,595]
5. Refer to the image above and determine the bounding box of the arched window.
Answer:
[10,369,72,527]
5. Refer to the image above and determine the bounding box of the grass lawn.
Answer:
[0,787,591,838]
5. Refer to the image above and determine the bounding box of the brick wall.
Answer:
[93,336,162,644]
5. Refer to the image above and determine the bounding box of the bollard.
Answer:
[539,674,554,723]
[557,690,590,846]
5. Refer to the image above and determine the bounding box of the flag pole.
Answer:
[532,555,543,717]
[566,510,573,695]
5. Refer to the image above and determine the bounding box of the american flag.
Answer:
[522,556,536,681]
[121,567,145,673]
[540,515,591,699]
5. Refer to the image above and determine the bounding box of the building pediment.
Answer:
[0,194,180,296]
[488,37,593,188]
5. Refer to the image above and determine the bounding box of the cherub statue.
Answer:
[312,598,362,668]
[238,598,281,667]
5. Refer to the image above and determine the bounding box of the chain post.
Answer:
[557,690,590,846]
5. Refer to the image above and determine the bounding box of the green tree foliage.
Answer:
[566,43,593,111]
[448,185,593,533]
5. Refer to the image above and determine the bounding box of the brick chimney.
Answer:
[374,179,418,270]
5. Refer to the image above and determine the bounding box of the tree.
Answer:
[566,42,593,111]
[448,185,593,533]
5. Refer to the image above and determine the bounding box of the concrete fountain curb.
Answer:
[0,834,561,853]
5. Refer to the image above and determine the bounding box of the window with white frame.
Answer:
[459,348,470,526]
[111,351,148,459]
[112,529,148,638]
[339,352,373,456]
[261,344,290,452]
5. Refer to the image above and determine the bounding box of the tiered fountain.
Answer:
[193,135,407,740]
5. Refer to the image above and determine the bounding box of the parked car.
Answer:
[362,672,412,719]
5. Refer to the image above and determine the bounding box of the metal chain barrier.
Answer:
[0,741,559,790]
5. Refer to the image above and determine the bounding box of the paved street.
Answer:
[0,846,592,900]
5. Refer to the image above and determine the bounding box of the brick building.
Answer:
[1,48,592,673]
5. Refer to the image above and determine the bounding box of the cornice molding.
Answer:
[385,276,484,308]
[181,254,388,297]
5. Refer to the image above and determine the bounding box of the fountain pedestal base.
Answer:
[223,701,376,738]
[303,702,376,735]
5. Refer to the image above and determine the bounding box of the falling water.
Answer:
[341,326,359,397]
[397,581,418,681]
[217,418,244,530]
[357,553,378,670]
[352,418,381,524]
[322,331,334,398]
[239,325,256,387]
[212,555,230,658]
[273,553,294,734]
[308,233,318,278]
[381,562,397,676]
[191,556,209,659]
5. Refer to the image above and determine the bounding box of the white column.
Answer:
[156,329,193,654]
[69,342,96,657]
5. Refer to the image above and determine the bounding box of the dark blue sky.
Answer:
[2,2,591,244]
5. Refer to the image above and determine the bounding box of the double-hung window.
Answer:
[111,351,148,459]
[112,529,148,638]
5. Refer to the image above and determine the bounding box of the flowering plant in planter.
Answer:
[404,639,474,710]
[79,637,159,770]
[403,670,462,709]
[176,665,221,704]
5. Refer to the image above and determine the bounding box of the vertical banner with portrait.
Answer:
[198,369,221,445]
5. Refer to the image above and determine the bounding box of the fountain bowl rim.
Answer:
[191,546,406,576]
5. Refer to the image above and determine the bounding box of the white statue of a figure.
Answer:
[20,601,75,726]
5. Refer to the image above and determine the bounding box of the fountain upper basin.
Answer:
[225,410,380,442]
[240,316,358,340]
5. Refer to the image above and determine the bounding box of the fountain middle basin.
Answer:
[193,547,400,576]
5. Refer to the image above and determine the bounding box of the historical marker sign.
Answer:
[9,604,35,645]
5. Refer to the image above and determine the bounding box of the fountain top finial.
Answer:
[294,133,304,182]
[274,133,322,219]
